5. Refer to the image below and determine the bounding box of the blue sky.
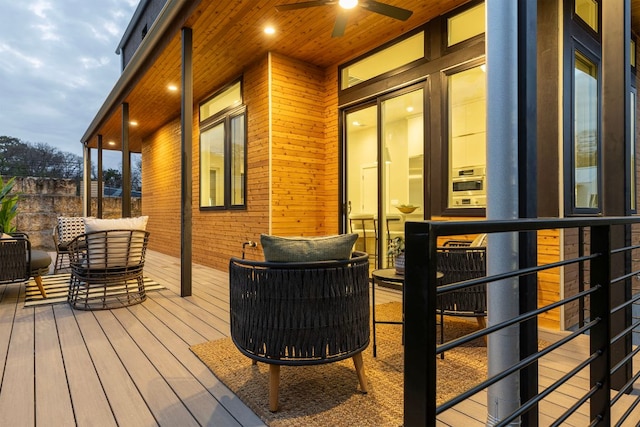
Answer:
[0,0,138,169]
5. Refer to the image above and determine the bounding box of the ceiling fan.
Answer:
[275,0,413,37]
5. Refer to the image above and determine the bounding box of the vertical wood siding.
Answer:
[270,53,335,236]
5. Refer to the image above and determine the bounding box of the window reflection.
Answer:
[574,51,599,209]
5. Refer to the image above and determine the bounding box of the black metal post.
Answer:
[403,221,438,426]
[589,225,611,424]
[517,0,538,425]
[180,27,193,297]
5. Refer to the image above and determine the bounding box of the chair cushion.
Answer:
[57,217,86,244]
[83,216,149,232]
[261,234,358,262]
[83,217,149,268]
[30,250,51,272]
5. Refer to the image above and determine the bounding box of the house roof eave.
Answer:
[81,0,191,146]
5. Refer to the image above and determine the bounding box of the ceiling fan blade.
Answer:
[275,0,334,12]
[332,10,348,37]
[361,1,413,21]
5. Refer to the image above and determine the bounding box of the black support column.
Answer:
[517,1,538,425]
[97,134,103,218]
[181,27,193,297]
[602,0,632,391]
[122,102,131,217]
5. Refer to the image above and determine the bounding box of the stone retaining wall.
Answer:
[7,177,141,250]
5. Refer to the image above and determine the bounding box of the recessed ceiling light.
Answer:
[129,121,138,126]
[264,26,275,35]
[339,0,358,9]
[406,106,414,113]
[108,141,116,146]
[168,84,178,91]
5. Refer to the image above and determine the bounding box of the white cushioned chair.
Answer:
[67,216,150,310]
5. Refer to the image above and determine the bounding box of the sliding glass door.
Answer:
[344,86,425,269]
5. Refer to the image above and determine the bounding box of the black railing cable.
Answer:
[610,361,640,406]
[609,317,640,348]
[614,393,640,427]
[551,383,602,427]
[437,286,600,354]
[498,353,602,427]
[436,319,600,414]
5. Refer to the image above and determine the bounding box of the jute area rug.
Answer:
[24,273,165,307]
[191,302,489,427]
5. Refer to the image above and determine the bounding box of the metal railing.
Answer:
[403,217,640,426]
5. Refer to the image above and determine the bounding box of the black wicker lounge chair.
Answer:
[437,245,487,344]
[229,251,370,412]
[0,232,50,298]
[67,229,150,310]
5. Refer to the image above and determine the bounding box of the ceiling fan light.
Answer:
[339,0,358,10]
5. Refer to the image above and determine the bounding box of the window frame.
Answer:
[564,42,602,215]
[441,0,486,55]
[199,79,247,211]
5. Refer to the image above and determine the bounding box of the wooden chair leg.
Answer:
[352,352,368,393]
[269,364,280,412]
[476,315,487,344]
[33,276,47,298]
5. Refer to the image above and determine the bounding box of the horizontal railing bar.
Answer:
[614,393,640,427]
[551,384,601,427]
[437,286,600,353]
[610,358,640,406]
[498,352,601,427]
[436,320,599,413]
[425,216,640,236]
[610,292,640,315]
[437,254,599,296]
[610,317,640,347]
[610,269,640,285]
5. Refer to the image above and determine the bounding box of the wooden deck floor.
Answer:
[0,250,638,426]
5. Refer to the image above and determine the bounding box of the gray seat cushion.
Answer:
[30,250,51,272]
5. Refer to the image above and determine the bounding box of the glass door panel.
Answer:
[381,89,424,268]
[345,87,424,269]
[346,105,378,263]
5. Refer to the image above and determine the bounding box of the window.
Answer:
[447,2,485,47]
[574,0,598,32]
[340,31,424,90]
[631,89,637,212]
[447,64,487,209]
[572,50,600,211]
[199,81,246,209]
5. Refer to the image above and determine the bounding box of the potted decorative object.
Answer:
[0,176,19,233]
[388,236,405,275]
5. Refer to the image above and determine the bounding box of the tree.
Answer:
[0,136,83,180]
[103,168,122,188]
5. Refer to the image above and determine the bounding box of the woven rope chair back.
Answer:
[229,251,370,365]
[437,246,487,314]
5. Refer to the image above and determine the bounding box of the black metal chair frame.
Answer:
[0,232,48,298]
[229,251,370,412]
[67,229,150,310]
[437,245,487,346]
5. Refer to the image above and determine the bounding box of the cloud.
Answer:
[0,0,136,167]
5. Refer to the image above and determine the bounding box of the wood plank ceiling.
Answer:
[86,0,470,152]
[87,1,640,153]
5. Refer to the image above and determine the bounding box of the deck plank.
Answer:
[53,304,119,427]
[0,283,34,426]
[34,305,75,426]
[91,309,199,426]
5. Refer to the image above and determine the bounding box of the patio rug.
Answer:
[24,273,165,307]
[191,302,496,427]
